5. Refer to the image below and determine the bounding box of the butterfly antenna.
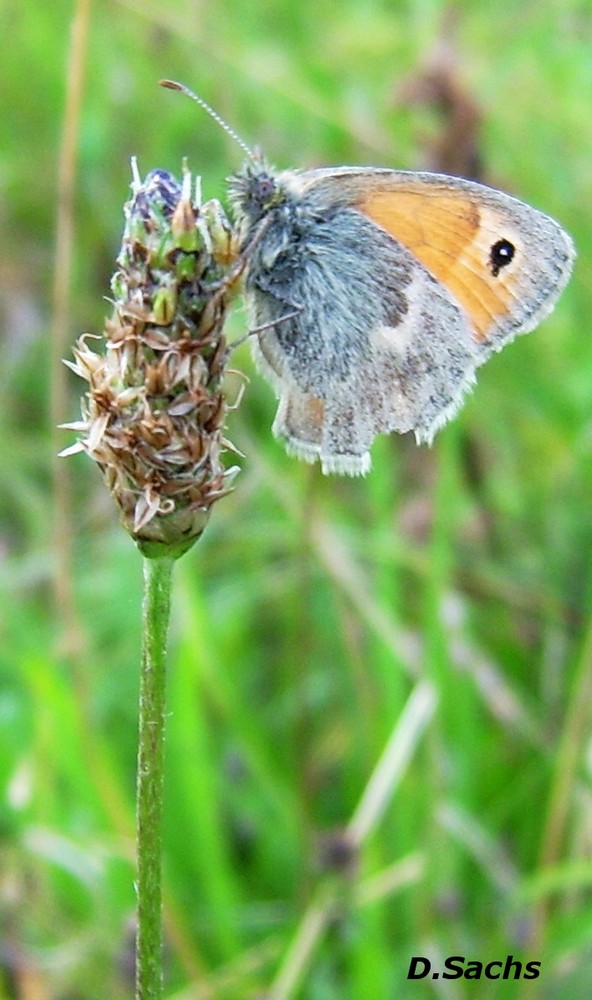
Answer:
[160,79,256,163]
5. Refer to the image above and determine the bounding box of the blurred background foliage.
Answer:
[2,0,592,997]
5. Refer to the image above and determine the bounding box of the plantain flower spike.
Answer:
[62,160,242,558]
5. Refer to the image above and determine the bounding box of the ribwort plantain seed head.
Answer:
[62,162,242,559]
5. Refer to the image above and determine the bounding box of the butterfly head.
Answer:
[228,156,286,228]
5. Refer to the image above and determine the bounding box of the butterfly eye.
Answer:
[257,176,275,199]
[489,238,516,277]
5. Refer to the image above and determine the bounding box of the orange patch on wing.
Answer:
[358,189,515,341]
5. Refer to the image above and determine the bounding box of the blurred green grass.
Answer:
[2,0,592,997]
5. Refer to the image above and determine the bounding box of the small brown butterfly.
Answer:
[163,80,575,475]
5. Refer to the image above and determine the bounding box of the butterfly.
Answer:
[163,80,575,476]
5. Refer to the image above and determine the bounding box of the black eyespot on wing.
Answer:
[489,239,515,277]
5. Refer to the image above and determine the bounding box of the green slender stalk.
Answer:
[136,555,174,1000]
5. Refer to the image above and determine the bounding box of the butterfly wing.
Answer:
[292,167,575,347]
[245,168,574,474]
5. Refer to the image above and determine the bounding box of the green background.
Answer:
[2,0,591,997]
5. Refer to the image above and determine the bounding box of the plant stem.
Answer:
[136,555,174,1000]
